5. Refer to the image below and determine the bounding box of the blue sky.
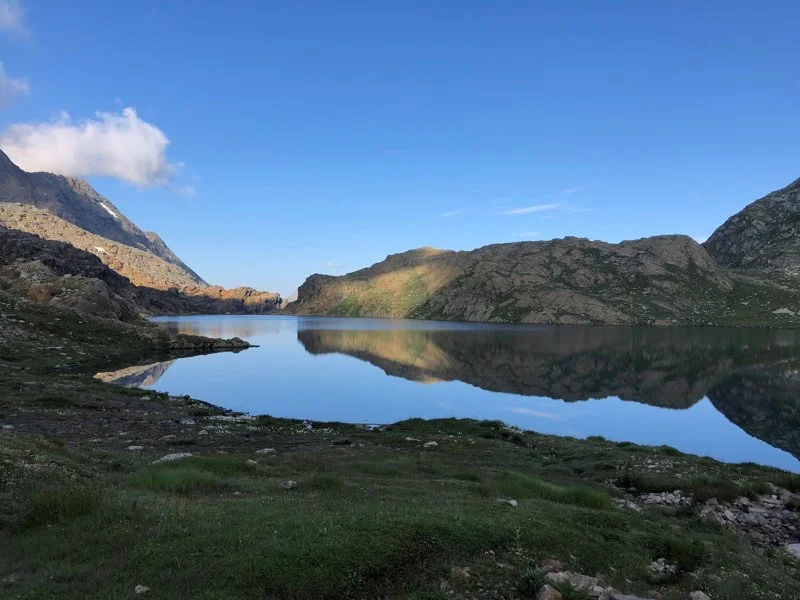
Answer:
[1,1,799,295]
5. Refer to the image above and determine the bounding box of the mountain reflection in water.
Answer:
[98,316,800,471]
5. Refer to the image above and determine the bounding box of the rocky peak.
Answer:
[704,176,800,277]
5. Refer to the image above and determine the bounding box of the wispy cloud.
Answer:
[500,203,561,216]
[568,207,594,214]
[172,184,197,198]
[561,185,584,195]
[0,107,181,186]
[517,231,540,238]
[436,210,460,219]
[0,0,28,39]
[0,61,28,107]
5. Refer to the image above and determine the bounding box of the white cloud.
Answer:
[0,0,28,38]
[436,210,459,218]
[0,107,180,186]
[501,203,562,216]
[0,61,29,106]
[561,186,584,195]
[568,207,594,214]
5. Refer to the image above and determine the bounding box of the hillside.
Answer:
[704,176,800,279]
[288,235,800,326]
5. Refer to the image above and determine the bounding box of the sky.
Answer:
[0,1,798,296]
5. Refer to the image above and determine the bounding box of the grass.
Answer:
[21,487,101,530]
[128,466,227,494]
[482,470,614,509]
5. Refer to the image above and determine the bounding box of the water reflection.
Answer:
[98,316,800,470]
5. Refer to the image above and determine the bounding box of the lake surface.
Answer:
[96,315,800,472]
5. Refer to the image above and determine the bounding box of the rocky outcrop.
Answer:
[0,226,282,319]
[289,236,800,326]
[704,177,800,278]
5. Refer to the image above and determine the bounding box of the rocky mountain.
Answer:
[287,235,800,326]
[0,150,203,286]
[0,149,282,313]
[704,177,800,279]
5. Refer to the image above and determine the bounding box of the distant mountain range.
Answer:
[288,178,800,327]
[0,149,282,316]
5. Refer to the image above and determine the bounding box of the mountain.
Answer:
[0,149,281,313]
[0,150,203,287]
[704,176,800,280]
[287,234,800,326]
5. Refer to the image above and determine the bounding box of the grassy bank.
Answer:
[1,293,800,598]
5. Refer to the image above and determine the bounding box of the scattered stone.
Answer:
[613,498,642,512]
[134,585,150,594]
[537,584,563,600]
[497,498,518,507]
[649,558,678,579]
[545,571,599,591]
[280,480,299,490]
[1,424,14,430]
[126,445,144,451]
[540,558,564,573]
[689,592,711,600]
[450,566,471,582]
[246,459,258,466]
[787,543,800,558]
[257,448,276,455]
[404,436,421,442]
[198,429,209,437]
[423,441,438,448]
[773,307,796,316]
[179,418,196,425]
[161,434,177,441]
[153,452,193,464]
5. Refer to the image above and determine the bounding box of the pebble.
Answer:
[134,585,150,594]
[256,448,276,455]
[198,430,209,437]
[280,480,298,490]
[497,498,518,507]
[423,441,438,448]
[246,459,258,466]
[1,424,14,430]
[126,445,144,451]
[689,592,711,600]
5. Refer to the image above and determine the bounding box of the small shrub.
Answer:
[451,471,481,482]
[552,580,590,600]
[686,476,741,503]
[515,567,545,596]
[647,535,706,572]
[657,445,682,456]
[23,487,100,529]
[586,435,606,442]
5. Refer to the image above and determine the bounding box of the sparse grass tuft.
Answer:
[483,471,613,509]
[22,487,101,529]
[129,467,227,494]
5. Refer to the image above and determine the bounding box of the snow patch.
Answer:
[100,203,119,220]
[93,246,108,255]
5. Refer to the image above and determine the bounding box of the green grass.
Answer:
[482,470,614,509]
[22,486,101,529]
[128,467,227,494]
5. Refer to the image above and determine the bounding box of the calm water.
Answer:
[97,315,800,472]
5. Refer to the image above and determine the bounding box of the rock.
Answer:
[179,418,196,425]
[257,448,276,455]
[134,585,150,594]
[611,595,656,600]
[126,445,144,451]
[497,498,518,507]
[1,424,14,430]
[450,566,471,582]
[773,308,796,316]
[153,452,193,464]
[546,571,599,590]
[423,441,438,448]
[689,592,711,600]
[198,429,209,436]
[404,437,421,442]
[649,558,678,578]
[537,584,564,600]
[280,480,299,490]
[161,434,177,441]
[787,543,800,558]
[246,459,258,466]
[540,558,564,573]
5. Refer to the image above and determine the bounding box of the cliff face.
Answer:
[289,235,800,326]
[704,177,800,278]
